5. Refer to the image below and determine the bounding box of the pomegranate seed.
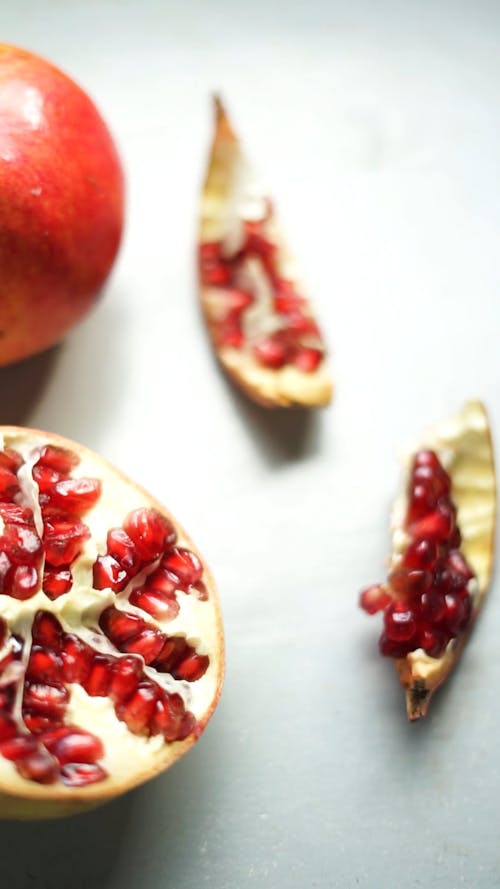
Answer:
[43,566,73,599]
[412,464,451,499]
[16,749,59,784]
[0,687,15,711]
[447,550,474,583]
[406,482,438,523]
[4,523,43,565]
[0,712,17,741]
[162,548,202,587]
[23,682,69,717]
[359,584,392,615]
[379,633,414,658]
[420,590,446,623]
[61,635,93,683]
[402,538,439,570]
[150,695,196,742]
[46,478,102,515]
[106,528,142,574]
[39,724,73,747]
[199,241,223,261]
[154,636,188,673]
[0,448,23,473]
[23,713,63,735]
[83,655,114,697]
[26,647,62,683]
[0,503,33,526]
[442,594,466,634]
[51,731,104,765]
[99,606,145,645]
[9,565,39,600]
[145,566,179,595]
[218,316,244,348]
[173,652,209,682]
[129,586,180,621]
[274,288,303,315]
[43,515,90,566]
[0,467,20,500]
[413,450,442,471]
[176,711,198,741]
[37,445,79,475]
[200,259,232,286]
[384,603,417,642]
[223,287,254,312]
[116,681,158,734]
[60,762,107,787]
[93,555,129,592]
[109,656,142,703]
[32,465,64,493]
[409,501,455,542]
[418,626,448,658]
[253,336,288,369]
[32,612,63,650]
[192,580,209,600]
[0,735,38,760]
[291,347,323,373]
[122,629,165,665]
[123,508,176,562]
[389,567,432,600]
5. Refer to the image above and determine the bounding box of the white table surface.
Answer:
[1,1,500,886]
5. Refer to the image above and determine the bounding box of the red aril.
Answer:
[0,426,223,818]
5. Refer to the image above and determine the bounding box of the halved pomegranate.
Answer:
[0,427,223,817]
[199,96,333,408]
[359,401,495,719]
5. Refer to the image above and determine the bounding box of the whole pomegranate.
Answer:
[0,44,124,366]
[0,427,223,817]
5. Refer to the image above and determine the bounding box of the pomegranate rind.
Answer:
[199,95,333,408]
[0,426,224,818]
[389,401,496,719]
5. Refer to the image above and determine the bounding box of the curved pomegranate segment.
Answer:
[0,427,223,812]
[199,96,332,408]
[360,402,496,720]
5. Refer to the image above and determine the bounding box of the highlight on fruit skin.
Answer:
[359,401,496,720]
[199,95,333,408]
[0,427,223,818]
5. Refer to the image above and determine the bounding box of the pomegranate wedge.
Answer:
[199,96,333,408]
[0,427,223,818]
[360,401,495,719]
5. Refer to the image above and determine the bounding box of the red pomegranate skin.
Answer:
[0,44,125,366]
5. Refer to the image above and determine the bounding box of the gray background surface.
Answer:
[1,1,500,886]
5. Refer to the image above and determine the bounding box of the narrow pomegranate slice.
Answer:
[199,96,332,408]
[360,401,495,720]
[0,426,223,818]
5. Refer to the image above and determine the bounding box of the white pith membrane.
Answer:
[199,97,333,408]
[0,427,223,812]
[389,401,495,719]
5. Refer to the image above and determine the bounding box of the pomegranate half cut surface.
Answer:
[360,401,495,720]
[199,96,333,408]
[0,427,223,817]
